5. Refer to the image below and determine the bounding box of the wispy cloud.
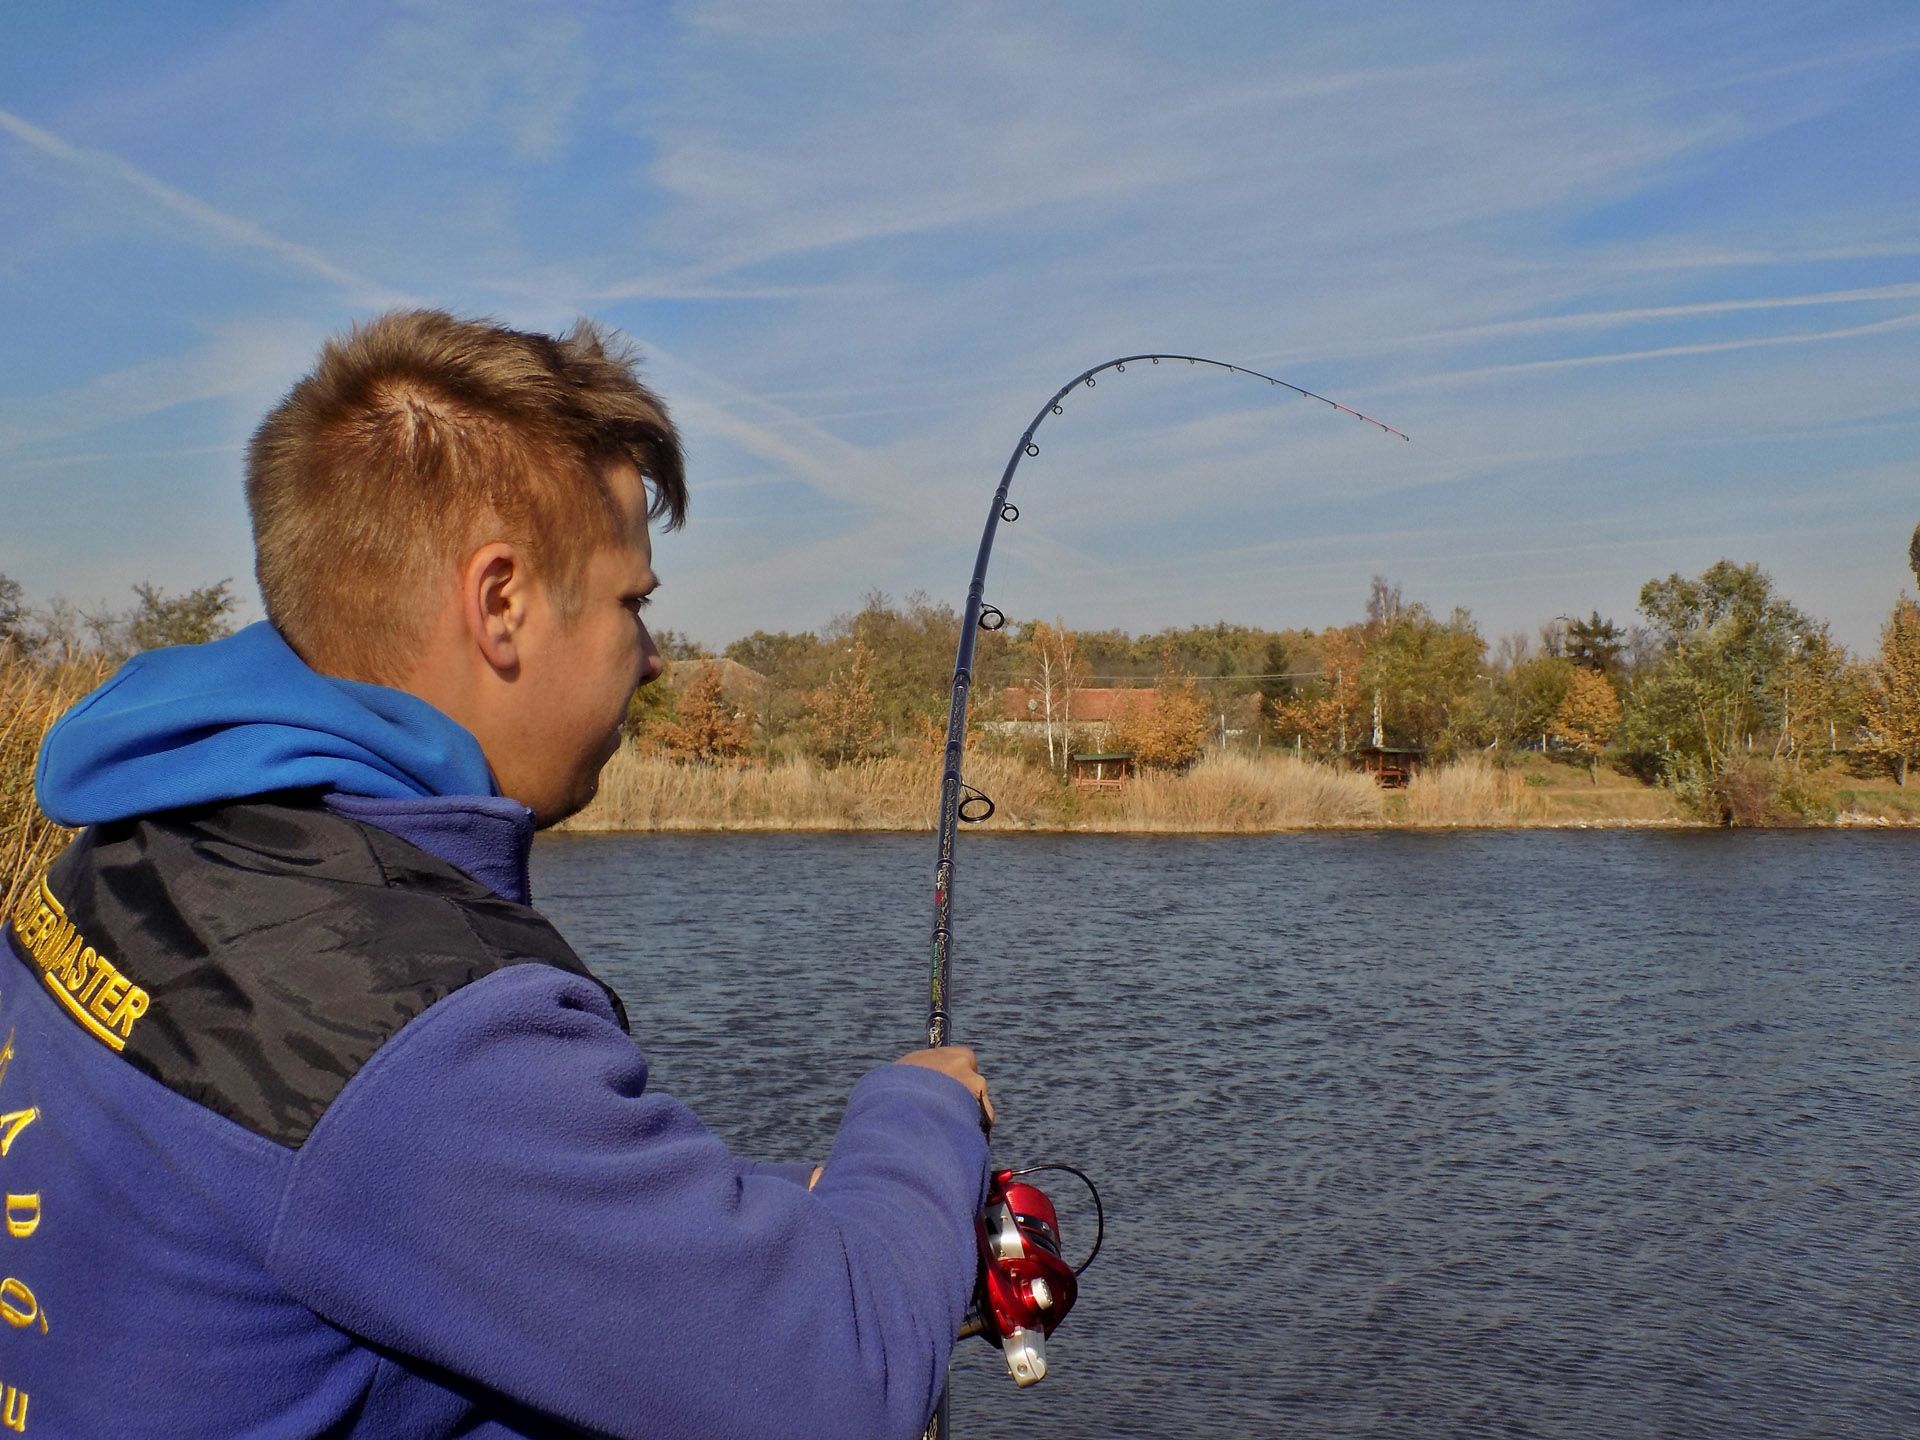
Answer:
[1349,283,1920,353]
[0,325,316,457]
[4,1,1918,650]
[3,442,245,472]
[1604,239,1920,272]
[0,108,404,305]
[356,0,589,164]
[1412,310,1920,387]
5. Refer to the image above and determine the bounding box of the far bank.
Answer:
[560,747,1920,835]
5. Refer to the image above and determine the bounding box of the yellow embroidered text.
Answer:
[7,878,147,1052]
[0,1279,45,1336]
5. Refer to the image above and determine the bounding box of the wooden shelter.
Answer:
[1069,751,1134,793]
[1351,743,1424,789]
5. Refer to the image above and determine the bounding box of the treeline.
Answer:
[11,553,1920,829]
[647,557,1920,825]
[0,573,238,663]
[1263,566,1886,823]
[637,592,1298,770]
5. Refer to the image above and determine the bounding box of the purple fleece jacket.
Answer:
[14,627,991,1439]
[290,792,992,1437]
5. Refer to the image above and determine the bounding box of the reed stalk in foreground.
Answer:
[1,647,110,919]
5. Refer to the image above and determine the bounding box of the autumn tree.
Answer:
[1620,560,1825,774]
[1864,596,1920,785]
[1109,669,1211,771]
[1618,560,1842,821]
[1358,600,1484,752]
[725,629,828,742]
[1776,625,1861,759]
[1269,689,1346,753]
[1555,667,1622,781]
[624,658,677,740]
[652,665,753,764]
[824,591,972,742]
[648,628,708,662]
[1271,625,1368,753]
[1474,655,1573,755]
[804,639,887,765]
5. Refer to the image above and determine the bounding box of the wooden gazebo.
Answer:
[1068,752,1134,794]
[1350,743,1424,789]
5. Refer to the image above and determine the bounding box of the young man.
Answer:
[2,311,992,1438]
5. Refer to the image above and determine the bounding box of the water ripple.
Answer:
[534,829,1920,1438]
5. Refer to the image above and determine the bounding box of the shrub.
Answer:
[1,646,111,918]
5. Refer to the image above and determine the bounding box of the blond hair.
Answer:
[246,309,686,681]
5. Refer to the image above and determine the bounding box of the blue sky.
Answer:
[3,1,1918,653]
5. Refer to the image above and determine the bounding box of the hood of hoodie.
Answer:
[36,622,500,827]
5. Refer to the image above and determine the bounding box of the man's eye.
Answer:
[625,594,653,613]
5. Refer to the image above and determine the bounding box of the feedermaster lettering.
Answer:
[8,877,147,1052]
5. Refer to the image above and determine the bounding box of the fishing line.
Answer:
[919,353,1406,1440]
[926,353,1407,1051]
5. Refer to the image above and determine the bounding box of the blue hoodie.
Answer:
[4,625,989,1439]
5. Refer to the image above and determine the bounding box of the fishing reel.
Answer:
[962,1165,1102,1387]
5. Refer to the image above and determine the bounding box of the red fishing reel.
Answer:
[965,1164,1103,1387]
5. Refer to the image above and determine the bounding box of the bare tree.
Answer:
[1365,575,1403,628]
[1025,620,1084,770]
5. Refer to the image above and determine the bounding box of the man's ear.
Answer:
[461,542,527,675]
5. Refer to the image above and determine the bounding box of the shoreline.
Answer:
[553,817,1914,835]
[560,747,1920,837]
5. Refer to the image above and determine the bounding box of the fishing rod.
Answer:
[924,354,1407,1436]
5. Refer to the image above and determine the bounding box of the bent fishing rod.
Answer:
[923,354,1406,1436]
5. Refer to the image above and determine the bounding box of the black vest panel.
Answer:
[12,798,626,1148]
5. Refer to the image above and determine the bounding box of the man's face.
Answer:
[513,461,663,825]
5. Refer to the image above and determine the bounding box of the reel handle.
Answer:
[969,1169,1081,1387]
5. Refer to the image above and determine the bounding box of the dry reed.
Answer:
[2,646,110,919]
[568,746,1396,833]
[1101,752,1383,831]
[1402,758,1547,826]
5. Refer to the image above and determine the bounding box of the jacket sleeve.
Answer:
[265,963,990,1440]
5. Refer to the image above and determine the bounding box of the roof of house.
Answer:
[664,656,769,703]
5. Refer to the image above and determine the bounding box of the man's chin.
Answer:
[541,784,599,831]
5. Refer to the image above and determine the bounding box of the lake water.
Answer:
[531,830,1920,1439]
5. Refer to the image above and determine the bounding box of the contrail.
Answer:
[0,107,406,305]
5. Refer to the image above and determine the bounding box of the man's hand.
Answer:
[897,1046,994,1130]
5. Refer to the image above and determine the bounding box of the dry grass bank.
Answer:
[568,747,1687,834]
[1102,753,1382,830]
[571,749,1058,831]
[1403,758,1548,826]
[1813,770,1920,826]
[1,647,110,918]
